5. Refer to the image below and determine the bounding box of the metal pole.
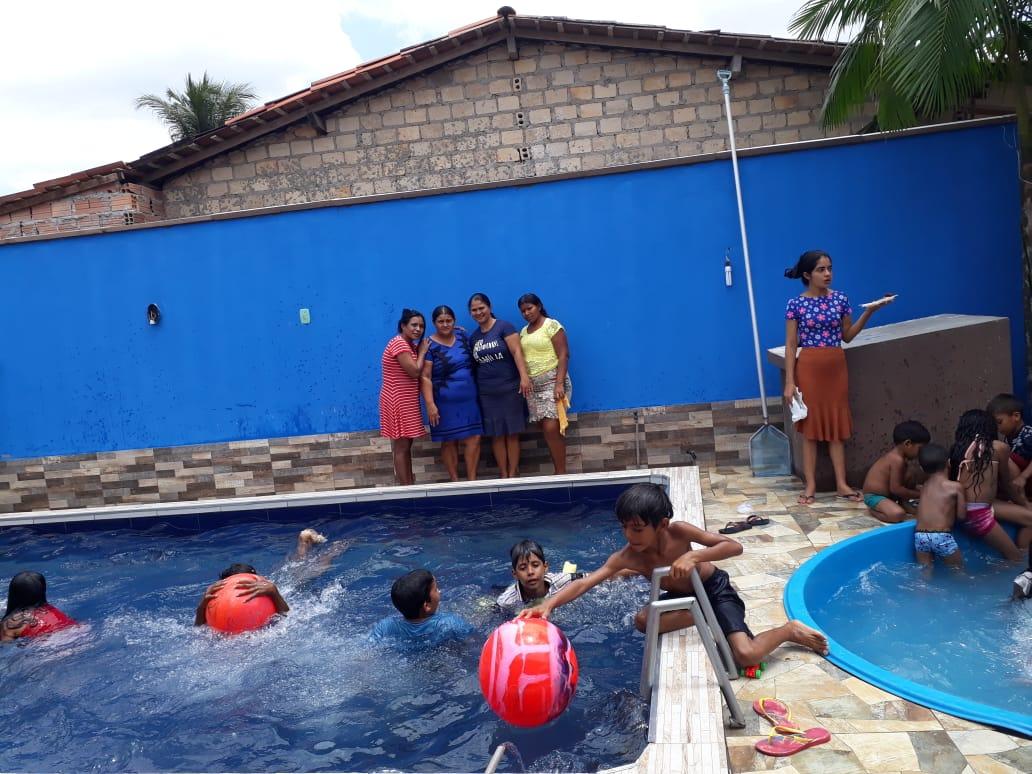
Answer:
[718,69,769,423]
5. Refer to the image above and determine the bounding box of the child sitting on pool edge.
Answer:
[861,420,929,523]
[987,393,1032,500]
[370,569,473,647]
[913,444,964,568]
[518,483,828,668]
[495,539,584,613]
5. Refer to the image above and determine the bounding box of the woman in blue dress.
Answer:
[420,305,484,481]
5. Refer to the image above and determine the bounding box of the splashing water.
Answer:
[0,493,649,772]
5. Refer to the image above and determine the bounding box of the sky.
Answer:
[0,1,831,196]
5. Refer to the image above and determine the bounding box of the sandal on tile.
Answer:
[752,697,796,730]
[719,521,752,534]
[746,514,770,527]
[836,491,863,503]
[797,493,816,505]
[755,727,831,757]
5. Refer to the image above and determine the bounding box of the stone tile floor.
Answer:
[701,467,1031,774]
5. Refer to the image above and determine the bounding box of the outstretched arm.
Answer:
[519,555,626,619]
[842,295,893,343]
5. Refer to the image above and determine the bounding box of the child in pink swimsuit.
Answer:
[949,410,1030,561]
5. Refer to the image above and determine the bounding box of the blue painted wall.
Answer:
[0,122,1023,458]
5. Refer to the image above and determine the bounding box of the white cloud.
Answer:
[0,0,808,195]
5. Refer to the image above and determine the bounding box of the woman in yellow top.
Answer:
[517,293,571,474]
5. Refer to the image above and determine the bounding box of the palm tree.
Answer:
[790,1,1031,149]
[790,0,1032,378]
[136,72,258,142]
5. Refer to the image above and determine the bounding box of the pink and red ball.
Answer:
[479,618,579,727]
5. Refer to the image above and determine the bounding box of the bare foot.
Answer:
[788,620,828,656]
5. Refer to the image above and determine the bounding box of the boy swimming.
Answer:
[519,483,828,668]
[370,569,473,647]
[495,539,581,613]
[913,444,964,568]
[861,420,929,523]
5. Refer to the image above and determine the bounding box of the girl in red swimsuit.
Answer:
[1,571,77,642]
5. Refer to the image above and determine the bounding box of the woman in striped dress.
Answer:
[380,309,428,485]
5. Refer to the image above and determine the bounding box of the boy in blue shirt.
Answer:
[371,569,472,647]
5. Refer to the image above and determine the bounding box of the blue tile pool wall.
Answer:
[0,483,633,535]
[0,398,779,514]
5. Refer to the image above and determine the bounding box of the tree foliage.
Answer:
[136,72,258,142]
[791,0,1032,144]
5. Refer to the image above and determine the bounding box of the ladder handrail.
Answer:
[639,566,746,729]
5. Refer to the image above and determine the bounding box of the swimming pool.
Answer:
[0,483,651,772]
[785,521,1032,736]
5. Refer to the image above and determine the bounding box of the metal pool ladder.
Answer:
[639,566,746,729]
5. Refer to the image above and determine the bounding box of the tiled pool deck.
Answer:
[704,466,1032,774]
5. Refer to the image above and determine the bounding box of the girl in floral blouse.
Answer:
[783,250,894,505]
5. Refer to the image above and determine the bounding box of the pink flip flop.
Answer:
[752,697,796,731]
[755,727,831,757]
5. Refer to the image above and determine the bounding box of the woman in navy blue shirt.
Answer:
[468,293,532,478]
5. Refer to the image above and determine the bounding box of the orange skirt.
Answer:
[795,347,852,442]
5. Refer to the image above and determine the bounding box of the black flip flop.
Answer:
[719,521,752,534]
[746,514,771,527]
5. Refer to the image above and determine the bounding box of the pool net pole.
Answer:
[717,68,770,423]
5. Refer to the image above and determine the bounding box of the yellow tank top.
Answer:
[520,318,564,377]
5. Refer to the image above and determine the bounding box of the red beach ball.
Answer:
[479,618,579,727]
[204,573,276,634]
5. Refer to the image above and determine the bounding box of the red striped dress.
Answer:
[379,335,425,439]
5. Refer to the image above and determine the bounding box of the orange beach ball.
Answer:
[204,573,277,634]
[479,618,579,727]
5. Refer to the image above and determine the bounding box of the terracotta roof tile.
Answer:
[3,10,845,200]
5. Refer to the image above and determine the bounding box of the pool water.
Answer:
[805,528,1031,732]
[0,491,650,772]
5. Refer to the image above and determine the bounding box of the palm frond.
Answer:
[135,72,257,141]
[881,0,998,117]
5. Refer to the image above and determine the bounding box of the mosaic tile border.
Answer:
[0,398,782,515]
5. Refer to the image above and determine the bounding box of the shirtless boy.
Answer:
[862,421,929,523]
[913,444,965,568]
[519,483,828,668]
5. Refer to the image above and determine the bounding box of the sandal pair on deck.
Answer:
[752,697,830,757]
[718,514,770,534]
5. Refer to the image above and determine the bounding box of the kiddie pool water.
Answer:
[785,521,1032,736]
[0,487,649,772]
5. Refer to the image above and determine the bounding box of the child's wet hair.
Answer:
[987,393,1023,417]
[4,571,48,617]
[918,443,948,474]
[219,563,257,579]
[948,409,997,489]
[893,420,930,445]
[615,483,673,527]
[509,539,546,568]
[390,569,434,620]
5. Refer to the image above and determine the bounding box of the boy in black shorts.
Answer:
[519,483,828,668]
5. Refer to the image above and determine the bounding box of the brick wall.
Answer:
[0,397,782,514]
[0,182,165,240]
[162,42,858,218]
